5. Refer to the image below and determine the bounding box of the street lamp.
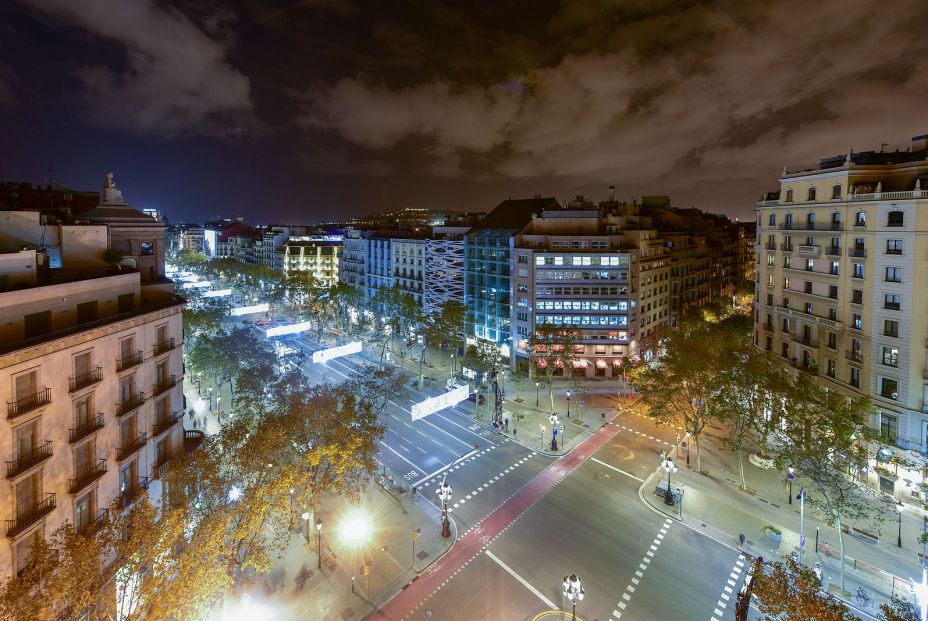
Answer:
[535,382,539,407]
[661,456,678,506]
[684,431,691,466]
[562,574,585,621]
[897,501,905,548]
[787,466,795,505]
[217,395,222,423]
[566,389,571,418]
[549,414,560,451]
[316,518,323,569]
[437,480,453,538]
[450,353,455,378]
[208,386,213,411]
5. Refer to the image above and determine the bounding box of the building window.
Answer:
[852,263,864,279]
[804,302,813,314]
[806,212,815,227]
[785,189,793,202]
[881,346,899,367]
[517,254,528,264]
[830,261,839,275]
[855,211,866,226]
[807,188,817,201]
[805,259,814,271]
[826,332,837,349]
[849,367,860,388]
[885,267,902,283]
[880,414,898,442]
[767,255,775,267]
[831,185,841,199]
[828,285,838,299]
[880,377,899,400]
[767,274,775,286]
[851,289,863,304]
[826,359,836,378]
[852,313,863,330]
[887,210,905,227]
[884,294,901,310]
[24,310,51,339]
[783,256,791,268]
[884,320,899,338]
[828,307,837,321]
[886,239,903,254]
[768,214,776,225]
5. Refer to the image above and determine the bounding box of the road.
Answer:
[263,328,756,620]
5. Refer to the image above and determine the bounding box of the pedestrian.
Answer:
[504,418,509,431]
[512,428,517,438]
[412,486,417,497]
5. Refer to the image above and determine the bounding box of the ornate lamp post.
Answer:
[549,414,560,451]
[562,574,585,621]
[897,501,905,548]
[787,466,795,505]
[535,381,539,407]
[437,481,452,538]
[566,389,571,418]
[661,456,678,506]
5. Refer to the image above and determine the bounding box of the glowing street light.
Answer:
[566,389,572,418]
[437,481,453,538]
[787,465,795,505]
[661,456,678,506]
[220,595,269,621]
[549,414,560,451]
[337,510,372,546]
[562,574,585,621]
[535,381,539,407]
[316,518,323,569]
[227,486,242,502]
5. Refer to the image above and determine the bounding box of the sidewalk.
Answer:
[638,423,923,616]
[256,477,455,621]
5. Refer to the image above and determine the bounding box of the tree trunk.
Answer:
[693,430,702,473]
[837,515,846,593]
[379,338,389,371]
[548,385,555,413]
[737,448,746,490]
[418,347,426,388]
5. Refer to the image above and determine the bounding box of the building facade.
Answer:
[424,227,470,315]
[754,135,928,496]
[0,174,192,577]
[282,237,342,287]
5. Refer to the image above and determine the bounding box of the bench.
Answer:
[842,524,879,546]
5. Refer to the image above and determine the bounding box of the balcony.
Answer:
[764,242,777,250]
[779,243,794,252]
[152,412,181,438]
[153,338,178,356]
[77,509,109,535]
[6,441,53,479]
[116,393,145,417]
[826,246,841,257]
[848,247,867,258]
[6,388,51,420]
[116,432,147,462]
[68,459,107,494]
[184,429,206,454]
[6,493,55,538]
[68,367,103,392]
[845,350,863,364]
[119,478,150,510]
[798,245,820,257]
[116,351,144,372]
[152,375,180,397]
[69,413,105,444]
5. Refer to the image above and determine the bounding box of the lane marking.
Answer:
[378,440,424,474]
[609,518,672,619]
[590,457,645,482]
[709,555,747,621]
[485,549,557,609]
[410,448,479,487]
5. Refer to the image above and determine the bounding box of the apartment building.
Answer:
[0,175,193,577]
[510,208,638,377]
[424,227,470,315]
[337,230,427,305]
[466,197,561,349]
[282,237,342,287]
[754,135,928,496]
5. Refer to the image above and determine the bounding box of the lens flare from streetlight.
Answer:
[220,595,269,621]
[338,510,372,546]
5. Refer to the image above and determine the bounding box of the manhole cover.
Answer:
[417,550,429,560]
[341,606,355,620]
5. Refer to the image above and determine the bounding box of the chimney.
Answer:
[912,135,928,153]
[608,185,615,201]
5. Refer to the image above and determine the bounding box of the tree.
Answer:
[880,595,920,621]
[765,370,877,594]
[750,557,854,621]
[629,319,727,473]
[464,340,506,427]
[432,300,468,358]
[172,248,208,270]
[528,323,581,413]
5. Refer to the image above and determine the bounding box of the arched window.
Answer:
[832,184,842,199]
[855,211,867,226]
[785,189,794,202]
[807,187,817,201]
[887,210,904,227]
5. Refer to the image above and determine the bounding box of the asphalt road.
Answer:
[267,329,757,621]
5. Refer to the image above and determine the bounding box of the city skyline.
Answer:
[2,1,927,224]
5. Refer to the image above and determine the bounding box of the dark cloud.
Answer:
[297,0,928,214]
[19,0,255,137]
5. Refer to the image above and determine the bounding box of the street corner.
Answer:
[532,611,587,621]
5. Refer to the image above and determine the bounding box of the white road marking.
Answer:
[378,441,424,473]
[590,457,645,482]
[410,448,479,487]
[485,549,557,609]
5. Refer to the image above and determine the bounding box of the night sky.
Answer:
[2,1,927,224]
